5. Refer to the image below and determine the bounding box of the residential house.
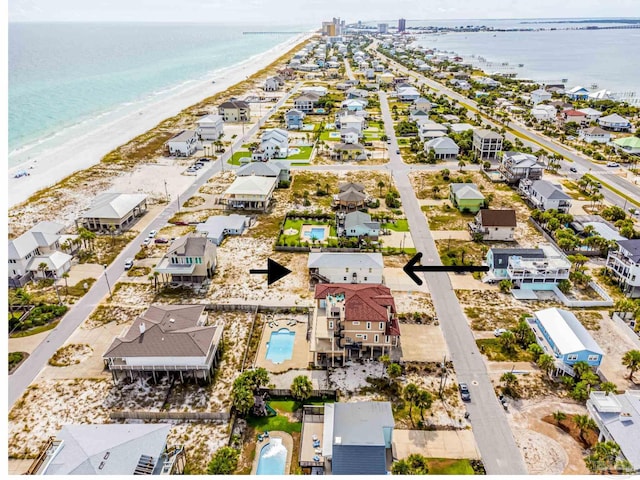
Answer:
[418,121,448,141]
[103,304,223,383]
[412,97,432,112]
[578,126,611,144]
[337,114,366,135]
[396,86,420,102]
[278,67,296,80]
[8,221,73,287]
[334,182,366,210]
[347,88,370,100]
[311,284,401,366]
[449,183,486,213]
[519,179,572,213]
[285,109,305,130]
[577,107,603,121]
[252,128,289,160]
[154,234,216,284]
[300,85,328,97]
[332,143,367,162]
[530,88,552,105]
[527,307,604,376]
[218,100,250,122]
[424,136,459,160]
[294,92,321,113]
[166,130,198,157]
[340,128,360,145]
[469,209,517,241]
[264,75,284,92]
[561,109,588,126]
[223,175,278,212]
[409,109,431,122]
[587,390,640,472]
[377,71,394,84]
[612,136,640,156]
[484,244,571,289]
[77,192,148,232]
[308,252,384,285]
[195,214,250,245]
[499,151,545,184]
[26,424,185,475]
[342,211,380,239]
[196,114,224,141]
[236,159,290,184]
[341,99,367,111]
[472,129,503,160]
[531,105,557,122]
[605,239,640,298]
[449,123,475,134]
[566,86,590,100]
[441,114,460,123]
[598,113,632,132]
[301,402,394,474]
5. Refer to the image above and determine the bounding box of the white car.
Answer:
[494,328,508,337]
[607,162,620,167]
[148,230,157,238]
[142,238,152,246]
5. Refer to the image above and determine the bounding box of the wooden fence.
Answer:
[110,411,229,421]
[257,388,337,399]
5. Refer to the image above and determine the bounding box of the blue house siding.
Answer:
[346,226,379,237]
[534,318,603,367]
[332,445,387,475]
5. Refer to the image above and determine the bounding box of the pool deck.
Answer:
[254,314,310,373]
[251,431,294,475]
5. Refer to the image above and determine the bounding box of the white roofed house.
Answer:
[527,308,604,377]
[519,179,572,213]
[195,214,249,246]
[499,151,545,184]
[605,239,640,298]
[577,107,602,121]
[424,136,459,160]
[8,221,73,287]
[103,304,224,384]
[530,88,552,105]
[26,423,186,475]
[308,252,384,285]
[252,128,289,160]
[396,85,420,102]
[77,192,148,232]
[154,233,216,285]
[196,114,224,141]
[223,175,277,212]
[264,75,284,92]
[531,104,557,122]
[340,127,360,145]
[166,129,198,157]
[418,121,448,141]
[598,113,632,132]
[578,126,611,144]
[412,97,432,112]
[337,114,366,135]
[285,108,305,130]
[341,99,367,111]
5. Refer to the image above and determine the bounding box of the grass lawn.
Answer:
[476,338,534,362]
[227,150,252,165]
[269,397,335,414]
[319,131,339,142]
[427,458,475,475]
[246,414,302,434]
[287,146,314,160]
[382,219,410,232]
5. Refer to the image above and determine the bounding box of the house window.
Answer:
[567,354,578,361]
[379,322,384,330]
[328,321,334,329]
[369,268,372,273]
[385,335,390,343]
[344,277,347,281]
[364,277,367,281]
[356,334,368,340]
[374,334,379,343]
[366,322,371,330]
[346,267,349,273]
[352,321,360,325]
[587,355,599,362]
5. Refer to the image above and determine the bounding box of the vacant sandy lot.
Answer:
[399,324,449,362]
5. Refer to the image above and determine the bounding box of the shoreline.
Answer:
[8,31,313,208]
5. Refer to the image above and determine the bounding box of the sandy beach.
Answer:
[8,32,313,209]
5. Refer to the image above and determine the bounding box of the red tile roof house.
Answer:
[561,109,588,126]
[103,304,224,384]
[310,284,401,367]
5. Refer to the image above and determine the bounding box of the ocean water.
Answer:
[8,22,309,167]
[409,19,640,94]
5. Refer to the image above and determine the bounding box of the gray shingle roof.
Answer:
[308,252,384,270]
[450,183,485,200]
[169,130,197,142]
[236,162,282,177]
[474,128,502,139]
[81,193,147,220]
[344,211,379,229]
[531,180,571,200]
[617,239,640,263]
[332,402,394,446]
[167,234,210,257]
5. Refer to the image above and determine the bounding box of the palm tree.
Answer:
[62,272,70,295]
[377,180,385,197]
[387,363,402,386]
[416,389,433,423]
[500,372,518,392]
[108,225,117,246]
[37,261,49,279]
[574,414,597,445]
[457,159,466,171]
[622,349,640,381]
[499,331,517,354]
[528,343,544,361]
[403,383,420,427]
[600,381,617,395]
[572,361,592,380]
[537,354,555,378]
[290,375,313,403]
[378,354,391,378]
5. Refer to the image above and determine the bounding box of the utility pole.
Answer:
[164,179,169,203]
[439,354,448,399]
[52,272,62,305]
[103,265,112,299]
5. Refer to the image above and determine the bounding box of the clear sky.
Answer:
[8,0,640,24]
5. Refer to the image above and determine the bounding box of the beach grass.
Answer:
[427,458,475,475]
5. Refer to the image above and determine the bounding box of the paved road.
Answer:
[377,49,640,208]
[8,83,303,408]
[379,91,528,475]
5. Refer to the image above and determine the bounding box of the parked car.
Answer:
[154,238,169,244]
[124,258,134,270]
[142,238,152,246]
[459,382,471,402]
[607,161,620,167]
[199,157,211,162]
[569,167,578,173]
[494,328,508,337]
[396,149,401,154]
[148,230,158,238]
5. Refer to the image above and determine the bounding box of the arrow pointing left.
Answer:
[250,258,292,286]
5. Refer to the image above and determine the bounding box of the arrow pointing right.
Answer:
[403,252,489,286]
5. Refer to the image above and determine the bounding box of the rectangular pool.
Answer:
[303,227,326,241]
[266,328,295,364]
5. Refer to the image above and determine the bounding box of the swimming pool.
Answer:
[303,227,326,241]
[256,437,287,475]
[288,147,301,155]
[266,329,295,364]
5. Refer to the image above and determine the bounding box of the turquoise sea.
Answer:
[8,22,309,167]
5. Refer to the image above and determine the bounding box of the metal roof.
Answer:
[81,193,147,220]
[534,308,604,356]
[450,183,485,200]
[308,252,383,270]
[531,180,571,200]
[332,402,394,446]
[225,176,277,196]
[168,130,197,142]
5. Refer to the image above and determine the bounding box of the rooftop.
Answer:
[315,283,396,323]
[225,176,278,196]
[308,252,384,270]
[478,209,517,227]
[81,193,147,220]
[331,401,394,446]
[531,180,571,200]
[534,307,604,356]
[473,128,502,140]
[617,239,640,262]
[169,130,197,142]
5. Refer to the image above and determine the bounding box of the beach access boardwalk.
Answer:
[8,82,304,408]
[374,42,639,211]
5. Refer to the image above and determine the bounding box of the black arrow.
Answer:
[250,258,292,286]
[403,252,489,286]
